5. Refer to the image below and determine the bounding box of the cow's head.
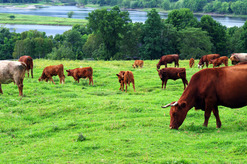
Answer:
[162,101,188,129]
[116,71,125,83]
[230,55,239,63]
[66,70,72,76]
[132,64,136,69]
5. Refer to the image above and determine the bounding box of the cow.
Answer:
[230,53,247,65]
[132,60,144,69]
[18,55,33,78]
[162,65,247,130]
[209,56,228,68]
[157,54,179,69]
[0,61,26,96]
[157,68,188,90]
[38,64,65,84]
[198,54,220,68]
[189,58,194,68]
[66,67,93,85]
[116,71,135,92]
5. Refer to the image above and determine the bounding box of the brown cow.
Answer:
[0,61,26,96]
[132,60,144,68]
[157,68,188,90]
[198,54,220,68]
[157,54,179,69]
[162,65,247,130]
[209,56,228,68]
[116,71,135,92]
[38,64,65,84]
[18,55,33,78]
[66,67,93,85]
[189,58,194,68]
[230,53,247,65]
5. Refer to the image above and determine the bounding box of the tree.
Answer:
[227,26,244,53]
[87,6,131,60]
[177,28,213,59]
[200,15,228,56]
[67,11,74,18]
[140,9,164,59]
[165,8,199,31]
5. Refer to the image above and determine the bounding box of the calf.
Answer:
[38,64,65,84]
[0,61,26,96]
[198,54,220,68]
[157,68,188,90]
[116,71,135,92]
[189,58,194,68]
[66,67,93,85]
[132,60,144,68]
[209,56,228,68]
[18,55,33,78]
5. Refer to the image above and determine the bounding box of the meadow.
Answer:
[0,59,246,163]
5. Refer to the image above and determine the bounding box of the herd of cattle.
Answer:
[0,53,247,130]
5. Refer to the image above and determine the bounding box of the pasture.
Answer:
[0,59,246,163]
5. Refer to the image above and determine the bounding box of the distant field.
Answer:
[0,13,87,26]
[0,59,246,163]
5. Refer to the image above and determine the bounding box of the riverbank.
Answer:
[0,13,87,26]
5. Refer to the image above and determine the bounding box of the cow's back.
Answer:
[232,53,247,62]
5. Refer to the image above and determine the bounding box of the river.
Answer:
[1,6,247,36]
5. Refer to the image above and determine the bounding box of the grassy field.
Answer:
[0,13,87,26]
[0,59,246,163]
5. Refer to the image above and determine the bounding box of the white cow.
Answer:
[230,53,247,65]
[0,61,26,96]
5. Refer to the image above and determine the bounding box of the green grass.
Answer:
[0,59,246,163]
[0,13,87,26]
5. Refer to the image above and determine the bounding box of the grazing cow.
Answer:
[66,67,93,85]
[230,53,247,65]
[157,54,179,69]
[198,54,220,68]
[132,60,144,68]
[189,58,194,68]
[0,61,26,96]
[209,56,228,68]
[157,68,188,90]
[116,71,135,92]
[18,55,33,78]
[162,65,247,130]
[38,64,65,84]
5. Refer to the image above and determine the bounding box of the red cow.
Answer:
[157,54,179,69]
[38,64,65,84]
[230,53,247,65]
[18,55,33,78]
[66,67,93,85]
[198,54,220,68]
[0,61,26,96]
[132,60,144,68]
[116,71,135,92]
[162,65,247,130]
[157,68,188,90]
[209,56,228,68]
[189,58,194,68]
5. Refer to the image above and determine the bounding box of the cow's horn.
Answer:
[162,103,172,108]
[171,101,178,106]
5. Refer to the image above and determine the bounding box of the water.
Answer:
[1,6,247,36]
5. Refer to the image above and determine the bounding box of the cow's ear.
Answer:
[179,101,187,109]
[116,74,119,77]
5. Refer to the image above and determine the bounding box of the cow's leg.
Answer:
[27,69,29,78]
[206,62,209,68]
[17,78,24,96]
[0,84,2,94]
[125,82,128,92]
[132,80,135,92]
[161,81,164,89]
[182,79,188,90]
[203,99,214,127]
[90,77,93,85]
[49,77,55,84]
[164,79,168,89]
[31,68,33,78]
[213,106,221,128]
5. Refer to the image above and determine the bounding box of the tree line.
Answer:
[2,0,247,15]
[1,7,247,60]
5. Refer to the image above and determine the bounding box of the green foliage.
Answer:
[178,28,212,59]
[140,9,164,59]
[67,11,74,18]
[165,8,199,31]
[47,45,75,60]
[87,6,131,60]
